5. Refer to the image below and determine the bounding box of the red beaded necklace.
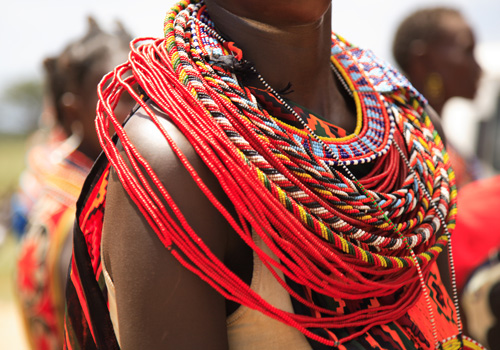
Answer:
[94,1,484,348]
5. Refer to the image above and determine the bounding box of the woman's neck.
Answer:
[205,1,356,132]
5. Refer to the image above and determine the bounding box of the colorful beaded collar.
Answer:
[192,9,397,166]
[90,1,480,347]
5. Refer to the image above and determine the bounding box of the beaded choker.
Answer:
[94,0,484,348]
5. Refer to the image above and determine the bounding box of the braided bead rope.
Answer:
[176,3,451,266]
[94,1,484,348]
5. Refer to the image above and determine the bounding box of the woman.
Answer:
[65,1,483,349]
[392,7,482,189]
[15,17,131,350]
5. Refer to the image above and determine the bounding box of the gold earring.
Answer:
[424,72,444,101]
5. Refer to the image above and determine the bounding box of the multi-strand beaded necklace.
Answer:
[95,0,484,348]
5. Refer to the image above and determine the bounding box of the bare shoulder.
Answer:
[117,102,198,181]
[101,101,230,349]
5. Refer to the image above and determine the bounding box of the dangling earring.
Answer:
[50,120,83,164]
[424,72,444,102]
[62,92,83,150]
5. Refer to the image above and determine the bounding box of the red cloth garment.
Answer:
[452,174,500,290]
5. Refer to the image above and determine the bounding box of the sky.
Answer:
[1,0,500,145]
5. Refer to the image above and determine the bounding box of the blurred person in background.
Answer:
[14,17,132,350]
[392,7,482,189]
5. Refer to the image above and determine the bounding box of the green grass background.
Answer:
[0,134,26,194]
[0,134,27,301]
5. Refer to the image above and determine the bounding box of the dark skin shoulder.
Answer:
[101,101,252,349]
